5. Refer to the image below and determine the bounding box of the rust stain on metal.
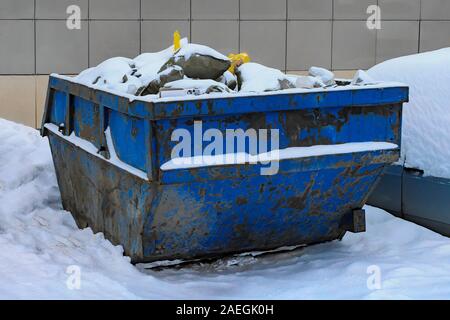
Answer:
[236,197,248,205]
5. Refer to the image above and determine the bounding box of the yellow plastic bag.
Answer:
[228,52,251,74]
[173,30,181,52]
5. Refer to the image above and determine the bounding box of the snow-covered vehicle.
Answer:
[367,48,450,236]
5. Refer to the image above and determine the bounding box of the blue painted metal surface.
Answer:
[42,75,407,263]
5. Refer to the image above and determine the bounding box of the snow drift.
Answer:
[368,48,450,179]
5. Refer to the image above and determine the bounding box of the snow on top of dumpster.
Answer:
[57,73,406,103]
[237,62,294,92]
[368,47,450,179]
[65,39,406,102]
[174,43,230,61]
[133,37,189,69]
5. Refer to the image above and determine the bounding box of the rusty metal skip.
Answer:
[41,75,408,263]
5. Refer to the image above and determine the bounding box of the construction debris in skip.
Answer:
[74,31,379,99]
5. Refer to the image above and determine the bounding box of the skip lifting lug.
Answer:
[340,209,366,233]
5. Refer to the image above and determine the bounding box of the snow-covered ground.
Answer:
[1,118,450,300]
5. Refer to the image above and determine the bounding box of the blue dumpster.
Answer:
[41,75,408,263]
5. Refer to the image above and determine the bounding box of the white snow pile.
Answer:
[76,38,189,95]
[76,57,142,94]
[3,117,450,299]
[236,62,295,92]
[368,48,450,179]
[161,142,398,171]
[174,43,229,61]
[351,69,378,86]
[309,66,335,86]
[72,39,381,98]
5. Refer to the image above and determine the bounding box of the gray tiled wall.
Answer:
[0,0,450,75]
